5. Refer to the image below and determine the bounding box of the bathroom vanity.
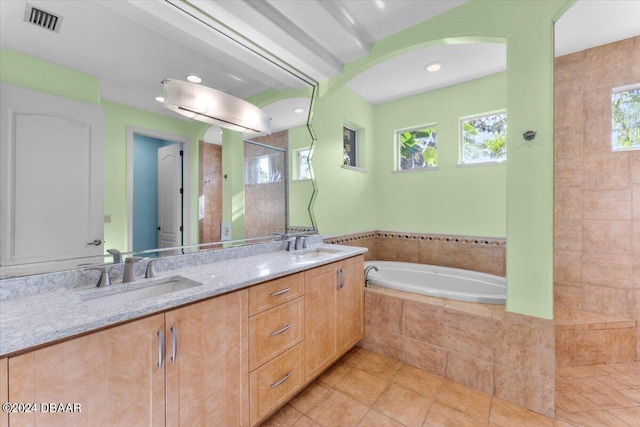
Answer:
[0,245,365,427]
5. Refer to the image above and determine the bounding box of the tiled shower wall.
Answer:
[199,141,222,243]
[553,36,640,360]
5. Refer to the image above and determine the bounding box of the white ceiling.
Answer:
[0,0,638,132]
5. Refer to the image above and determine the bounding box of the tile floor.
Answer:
[556,362,640,427]
[260,347,569,427]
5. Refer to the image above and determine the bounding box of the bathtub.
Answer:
[364,261,506,304]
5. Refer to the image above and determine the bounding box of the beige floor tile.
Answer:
[435,380,491,421]
[307,390,369,427]
[292,416,322,427]
[489,398,553,427]
[392,364,442,398]
[618,388,640,404]
[372,383,431,427]
[582,389,640,409]
[424,401,483,426]
[288,382,330,414]
[341,346,371,367]
[317,360,352,388]
[608,406,640,425]
[357,410,405,427]
[334,367,389,406]
[355,351,403,383]
[259,404,303,427]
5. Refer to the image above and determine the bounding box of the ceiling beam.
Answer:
[317,1,373,52]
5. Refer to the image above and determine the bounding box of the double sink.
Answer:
[81,248,342,311]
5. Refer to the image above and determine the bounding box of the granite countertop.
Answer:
[0,244,366,357]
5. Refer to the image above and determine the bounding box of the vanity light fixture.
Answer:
[425,62,443,72]
[162,79,271,134]
[186,74,203,84]
[293,107,305,114]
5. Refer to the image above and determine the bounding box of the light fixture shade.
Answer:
[162,79,271,134]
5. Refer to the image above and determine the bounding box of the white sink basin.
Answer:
[81,277,201,311]
[290,248,341,264]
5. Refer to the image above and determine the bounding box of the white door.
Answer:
[157,144,183,248]
[0,83,104,265]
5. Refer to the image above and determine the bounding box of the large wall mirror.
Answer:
[0,0,317,278]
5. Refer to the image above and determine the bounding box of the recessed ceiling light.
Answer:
[155,96,165,103]
[186,74,202,83]
[425,62,443,72]
[293,107,305,114]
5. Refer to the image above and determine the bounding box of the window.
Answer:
[244,154,282,185]
[612,83,640,151]
[396,125,437,170]
[343,126,357,167]
[460,111,507,165]
[295,148,311,180]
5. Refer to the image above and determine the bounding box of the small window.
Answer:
[295,148,311,180]
[244,154,282,185]
[460,111,507,165]
[396,125,437,170]
[343,126,357,167]
[612,83,640,151]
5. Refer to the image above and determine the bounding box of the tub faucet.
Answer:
[364,265,378,288]
[123,257,143,283]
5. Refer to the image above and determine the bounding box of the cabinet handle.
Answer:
[157,330,164,370]
[270,323,291,336]
[270,287,290,297]
[270,372,291,388]
[337,268,344,290]
[170,325,178,364]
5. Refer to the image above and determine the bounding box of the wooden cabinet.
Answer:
[8,314,166,427]
[4,254,364,427]
[248,273,305,426]
[304,255,364,381]
[7,290,249,427]
[165,289,248,427]
[1,358,7,427]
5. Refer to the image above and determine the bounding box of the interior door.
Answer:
[0,83,104,265]
[157,143,183,248]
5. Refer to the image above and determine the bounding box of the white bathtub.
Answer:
[364,261,506,304]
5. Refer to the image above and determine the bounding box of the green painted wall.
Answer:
[373,73,506,237]
[221,129,246,240]
[288,125,314,227]
[311,86,377,237]
[0,48,99,105]
[299,0,572,319]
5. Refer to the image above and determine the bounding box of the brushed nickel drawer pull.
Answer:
[270,323,291,336]
[170,325,178,364]
[157,330,164,370]
[270,287,291,297]
[270,372,291,388]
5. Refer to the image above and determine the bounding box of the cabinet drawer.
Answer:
[249,273,304,315]
[250,344,304,426]
[250,297,304,371]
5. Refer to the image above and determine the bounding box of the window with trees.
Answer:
[612,84,640,151]
[460,111,507,165]
[343,126,357,167]
[295,148,311,180]
[396,124,437,170]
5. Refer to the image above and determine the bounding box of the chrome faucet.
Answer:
[364,265,378,288]
[89,266,112,287]
[295,236,307,250]
[145,259,158,278]
[123,257,143,283]
[106,248,122,264]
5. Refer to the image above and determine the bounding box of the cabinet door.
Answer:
[337,255,365,354]
[165,290,249,427]
[8,314,165,427]
[0,358,7,427]
[304,262,338,381]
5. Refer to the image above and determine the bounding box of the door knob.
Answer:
[86,239,102,246]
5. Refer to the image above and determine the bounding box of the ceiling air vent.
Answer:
[24,3,63,33]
